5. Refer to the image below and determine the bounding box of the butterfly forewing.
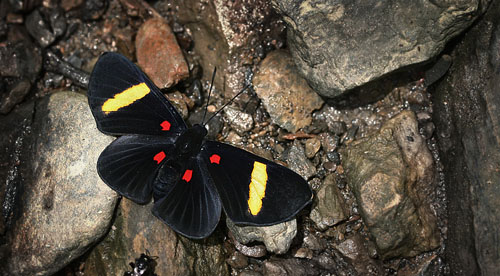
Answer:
[152,156,222,239]
[201,141,313,225]
[98,135,176,204]
[88,52,186,136]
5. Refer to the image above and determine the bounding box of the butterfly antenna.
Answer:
[202,67,217,125]
[205,84,251,124]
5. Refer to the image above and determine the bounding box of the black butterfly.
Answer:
[88,52,312,239]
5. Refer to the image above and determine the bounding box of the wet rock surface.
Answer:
[343,111,439,259]
[432,1,500,274]
[272,0,490,98]
[227,218,297,254]
[2,0,496,274]
[3,92,117,275]
[253,50,323,132]
[85,198,228,275]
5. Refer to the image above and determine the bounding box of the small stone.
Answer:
[0,79,31,114]
[304,138,321,158]
[226,251,248,269]
[136,18,189,89]
[253,50,323,132]
[303,234,326,251]
[293,247,313,259]
[235,241,267,258]
[224,106,254,135]
[309,174,348,230]
[225,130,242,145]
[227,218,297,254]
[166,91,188,119]
[281,140,316,180]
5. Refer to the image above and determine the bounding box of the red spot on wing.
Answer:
[160,120,171,131]
[153,151,166,164]
[209,154,220,164]
[182,169,193,182]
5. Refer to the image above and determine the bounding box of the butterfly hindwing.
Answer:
[201,141,313,226]
[97,134,176,204]
[152,156,222,239]
[88,52,186,136]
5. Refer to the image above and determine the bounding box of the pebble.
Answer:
[304,138,321,159]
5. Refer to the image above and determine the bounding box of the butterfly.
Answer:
[87,52,313,239]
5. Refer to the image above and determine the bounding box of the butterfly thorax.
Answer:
[171,124,207,161]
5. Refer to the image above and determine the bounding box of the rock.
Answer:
[25,8,66,48]
[309,174,347,230]
[85,198,228,275]
[227,218,297,254]
[0,101,35,239]
[293,247,313,259]
[0,79,31,114]
[161,0,286,98]
[333,234,383,275]
[0,40,42,80]
[135,17,189,89]
[342,111,439,259]
[253,50,323,132]
[302,233,326,251]
[432,2,500,274]
[281,140,316,180]
[226,251,248,269]
[272,0,490,97]
[304,138,320,159]
[165,91,189,120]
[232,233,267,258]
[263,258,320,276]
[224,106,254,135]
[4,91,118,275]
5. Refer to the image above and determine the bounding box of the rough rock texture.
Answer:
[163,0,286,98]
[432,2,500,274]
[253,50,323,132]
[4,92,118,275]
[309,174,347,230]
[343,111,439,259]
[85,198,229,276]
[281,140,316,180]
[0,101,35,239]
[272,0,490,98]
[227,218,297,254]
[136,17,189,89]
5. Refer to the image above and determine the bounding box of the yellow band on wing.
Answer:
[248,161,268,216]
[102,82,150,114]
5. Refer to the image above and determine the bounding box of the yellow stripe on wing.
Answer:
[248,161,268,216]
[102,82,150,114]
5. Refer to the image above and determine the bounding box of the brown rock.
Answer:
[253,50,323,132]
[343,111,439,259]
[136,18,189,89]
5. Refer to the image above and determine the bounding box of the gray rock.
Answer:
[342,111,439,259]
[84,197,228,275]
[281,140,316,180]
[224,106,254,135]
[5,91,118,275]
[227,218,297,254]
[0,79,32,114]
[253,50,324,132]
[432,2,500,274]
[309,174,347,230]
[272,0,490,97]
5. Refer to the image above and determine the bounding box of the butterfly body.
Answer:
[88,52,312,239]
